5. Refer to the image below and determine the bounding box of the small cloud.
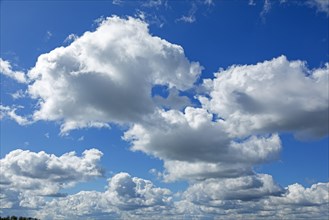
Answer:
[78,136,84,141]
[45,31,53,41]
[45,133,50,139]
[260,0,271,22]
[11,89,26,99]
[177,3,197,23]
[135,10,166,28]
[307,0,329,15]
[112,0,123,5]
[249,0,256,6]
[0,58,27,83]
[149,168,163,180]
[0,105,32,126]
[93,16,106,26]
[142,0,163,8]
[204,0,214,6]
[64,33,78,44]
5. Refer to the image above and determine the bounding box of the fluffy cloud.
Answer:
[1,148,327,220]
[199,56,329,139]
[27,16,201,134]
[124,107,281,181]
[179,180,329,219]
[105,172,172,210]
[0,58,27,83]
[183,174,283,204]
[21,172,172,220]
[0,148,103,200]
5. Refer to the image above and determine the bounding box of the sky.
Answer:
[0,0,328,219]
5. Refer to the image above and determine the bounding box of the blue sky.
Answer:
[0,0,328,219]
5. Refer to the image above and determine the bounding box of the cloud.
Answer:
[307,0,329,15]
[11,89,26,99]
[3,172,328,219]
[112,0,124,5]
[1,148,327,219]
[104,172,172,211]
[153,87,192,110]
[0,148,103,200]
[11,172,172,220]
[162,134,281,181]
[124,107,281,181]
[0,105,31,125]
[177,3,197,23]
[260,0,271,22]
[45,31,53,41]
[199,56,329,139]
[179,180,329,219]
[27,16,201,134]
[0,58,27,83]
[64,33,78,44]
[141,0,165,8]
[184,174,283,203]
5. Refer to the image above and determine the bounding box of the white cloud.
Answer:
[64,33,78,43]
[260,0,271,22]
[11,89,26,99]
[20,172,172,220]
[307,0,329,15]
[179,180,329,219]
[204,0,214,6]
[124,107,281,181]
[104,172,172,210]
[177,3,197,23]
[112,0,123,5]
[153,87,192,110]
[184,174,283,203]
[27,16,201,134]
[45,31,53,41]
[0,148,103,199]
[199,56,329,139]
[1,148,327,220]
[0,58,27,83]
[0,105,31,126]
[142,0,164,8]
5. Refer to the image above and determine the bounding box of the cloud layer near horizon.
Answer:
[1,148,328,219]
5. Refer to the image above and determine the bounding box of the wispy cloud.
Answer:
[0,58,27,83]
[177,3,197,23]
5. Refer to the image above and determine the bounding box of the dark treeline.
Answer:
[0,217,39,220]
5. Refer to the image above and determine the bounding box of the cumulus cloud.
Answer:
[184,174,283,204]
[153,87,192,110]
[27,16,201,134]
[4,172,328,219]
[124,107,281,181]
[179,180,329,219]
[0,148,103,200]
[0,58,27,83]
[199,56,329,139]
[16,172,172,220]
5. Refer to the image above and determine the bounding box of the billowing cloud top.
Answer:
[199,56,329,139]
[27,16,202,134]
[0,149,103,196]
